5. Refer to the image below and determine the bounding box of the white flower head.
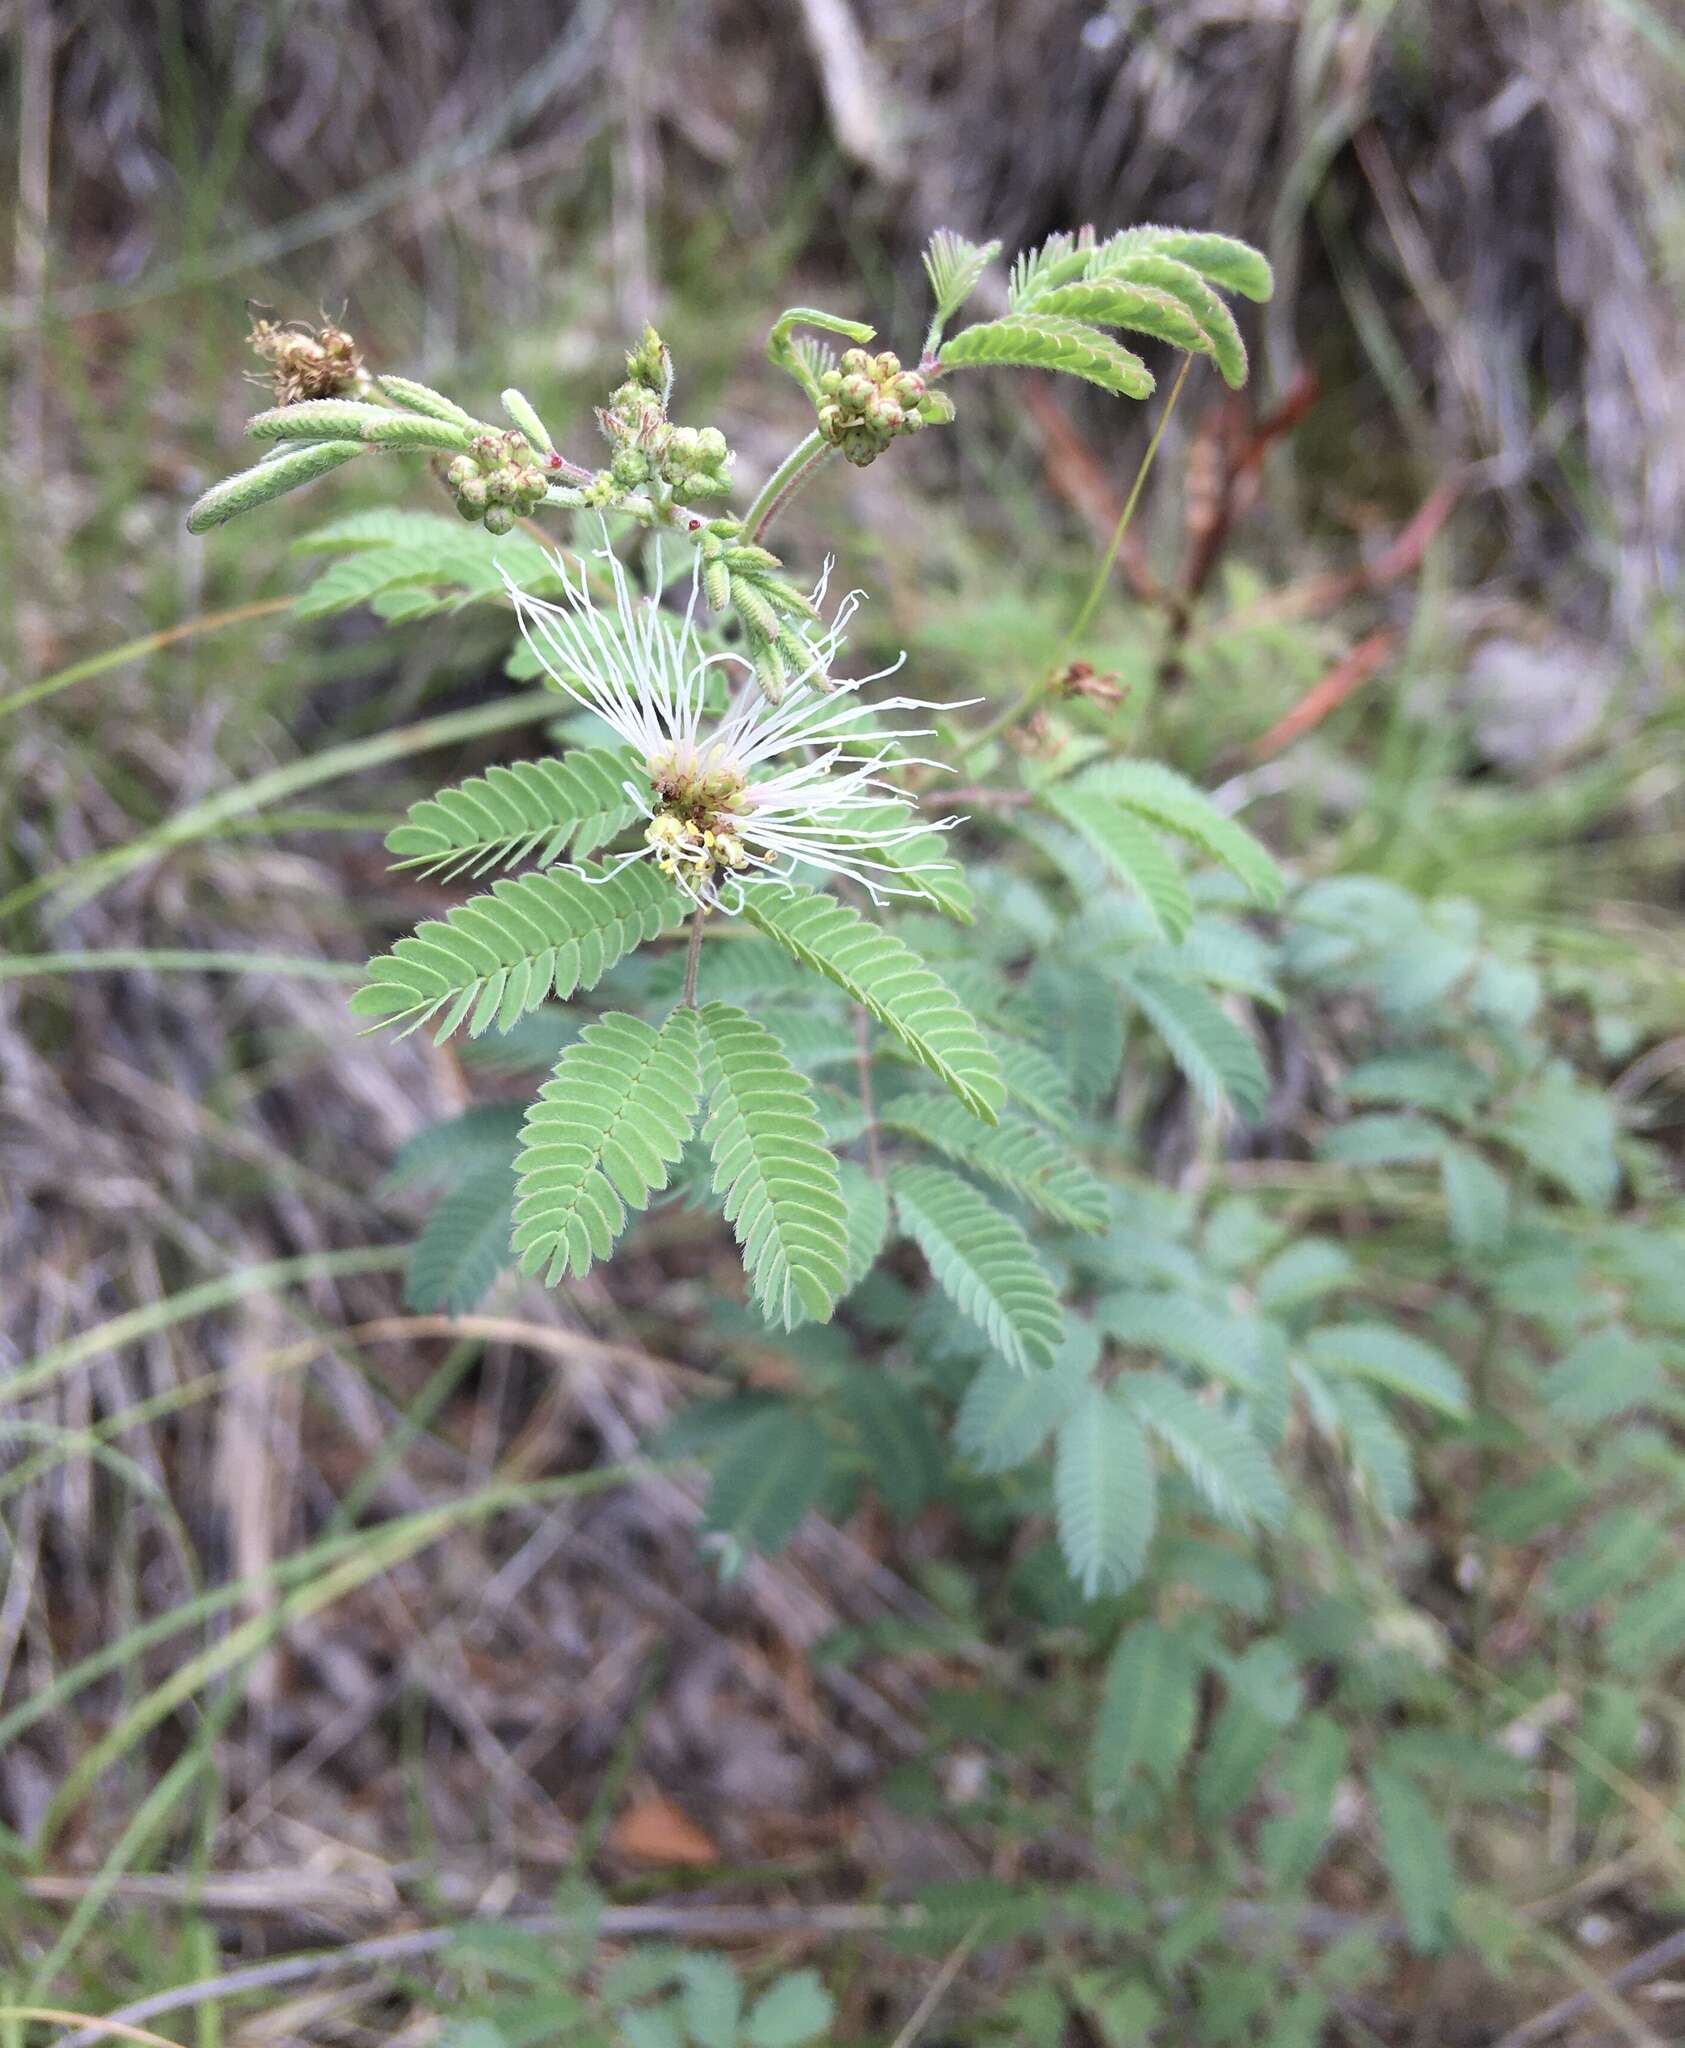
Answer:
[501,542,966,909]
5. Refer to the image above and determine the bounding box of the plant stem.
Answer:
[854,1005,883,1178]
[742,427,833,544]
[681,902,707,1007]
[960,354,1197,763]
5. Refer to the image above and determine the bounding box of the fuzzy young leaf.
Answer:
[923,229,1002,322]
[1039,788,1193,940]
[1089,248,1250,388]
[1325,1378,1415,1517]
[512,1010,703,1285]
[1128,227,1274,301]
[940,314,1154,399]
[1055,1383,1157,1598]
[245,398,391,442]
[1123,1371,1287,1530]
[743,888,1003,1123]
[385,752,639,879]
[879,1093,1109,1231]
[352,860,684,1041]
[1020,279,1215,361]
[377,375,478,426]
[699,1004,849,1328]
[186,442,368,533]
[891,1164,1064,1372]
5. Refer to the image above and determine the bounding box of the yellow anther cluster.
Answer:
[645,812,748,892]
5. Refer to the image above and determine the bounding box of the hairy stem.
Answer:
[742,427,833,544]
[960,354,1196,762]
[680,902,708,1007]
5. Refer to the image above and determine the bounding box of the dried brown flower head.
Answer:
[246,307,364,405]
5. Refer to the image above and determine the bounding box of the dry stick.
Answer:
[0,2012,188,2048]
[55,1907,919,2048]
[1492,1929,1685,2048]
[887,1916,990,2048]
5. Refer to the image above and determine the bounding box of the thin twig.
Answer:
[961,354,1195,760]
[887,1916,989,2048]
[1492,1928,1685,2048]
[56,1907,921,2047]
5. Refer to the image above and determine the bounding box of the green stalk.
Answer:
[742,427,834,544]
[961,355,1196,762]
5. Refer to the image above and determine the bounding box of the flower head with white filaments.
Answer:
[501,543,966,910]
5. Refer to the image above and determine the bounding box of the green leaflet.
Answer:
[405,1157,517,1314]
[1090,1619,1201,1811]
[742,887,1003,1123]
[1072,760,1284,906]
[385,751,639,879]
[1095,1288,1264,1395]
[1054,1383,1157,1598]
[1118,965,1269,1121]
[834,1161,891,1296]
[922,229,1002,323]
[699,1003,850,1328]
[1259,1717,1348,1886]
[1122,1371,1288,1531]
[512,1009,703,1286]
[878,1092,1109,1231]
[953,1323,1095,1475]
[940,314,1155,399]
[702,1406,832,1556]
[1037,786,1193,941]
[890,1163,1064,1372]
[839,1372,943,1520]
[352,859,685,1041]
[1369,1758,1458,1953]
[1021,279,1215,360]
[186,442,368,533]
[1303,1322,1470,1419]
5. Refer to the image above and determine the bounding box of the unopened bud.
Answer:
[482,504,516,535]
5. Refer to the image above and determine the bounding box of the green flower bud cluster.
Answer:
[588,325,735,507]
[816,348,929,466]
[445,429,549,536]
[696,518,825,703]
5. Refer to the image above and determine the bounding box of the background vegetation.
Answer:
[2,3,1682,2044]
